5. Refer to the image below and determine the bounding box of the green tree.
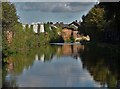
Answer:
[81,2,120,43]
[99,2,120,43]
[2,2,19,56]
[81,5,106,41]
[2,2,18,31]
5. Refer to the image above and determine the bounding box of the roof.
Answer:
[62,27,78,31]
[69,21,81,27]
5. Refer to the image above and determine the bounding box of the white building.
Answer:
[33,23,38,33]
[22,24,26,29]
[22,22,45,33]
[28,24,31,28]
[40,24,45,33]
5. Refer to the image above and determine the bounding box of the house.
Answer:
[61,21,81,42]
[62,27,73,42]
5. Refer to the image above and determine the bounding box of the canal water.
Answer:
[2,43,120,87]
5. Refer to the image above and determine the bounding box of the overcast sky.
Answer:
[13,2,97,24]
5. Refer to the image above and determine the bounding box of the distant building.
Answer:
[28,24,31,28]
[61,21,81,42]
[62,27,73,41]
[69,21,81,30]
[33,23,38,33]
[40,24,45,33]
[22,23,45,33]
[22,24,26,29]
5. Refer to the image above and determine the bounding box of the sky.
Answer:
[12,2,97,24]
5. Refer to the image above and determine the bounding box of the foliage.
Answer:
[2,2,19,57]
[80,43,120,87]
[81,5,106,41]
[11,24,35,50]
[2,2,62,57]
[3,45,58,75]
[0,30,1,51]
[2,2,18,31]
[44,23,51,32]
[81,2,120,43]
[83,7,105,30]
[49,26,64,43]
[0,3,1,51]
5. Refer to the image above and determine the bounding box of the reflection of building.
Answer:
[35,54,39,61]
[40,54,45,62]
[35,54,45,62]
[62,44,72,55]
[73,44,84,54]
[61,44,84,56]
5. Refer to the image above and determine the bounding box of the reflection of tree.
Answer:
[39,44,84,61]
[2,65,18,88]
[80,44,120,87]
[2,44,86,87]
[5,52,35,75]
[2,50,36,88]
[40,45,57,62]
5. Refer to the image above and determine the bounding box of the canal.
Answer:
[2,43,120,87]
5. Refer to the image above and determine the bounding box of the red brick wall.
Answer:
[62,28,72,41]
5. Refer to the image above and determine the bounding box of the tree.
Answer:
[81,6,106,41]
[84,6,105,29]
[99,2,120,43]
[2,2,18,31]
[2,2,19,57]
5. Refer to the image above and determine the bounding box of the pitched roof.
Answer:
[69,21,81,27]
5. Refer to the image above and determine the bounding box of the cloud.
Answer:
[16,2,96,13]
[13,2,97,23]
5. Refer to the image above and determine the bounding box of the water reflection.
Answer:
[2,44,120,87]
[80,44,120,88]
[34,44,84,62]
